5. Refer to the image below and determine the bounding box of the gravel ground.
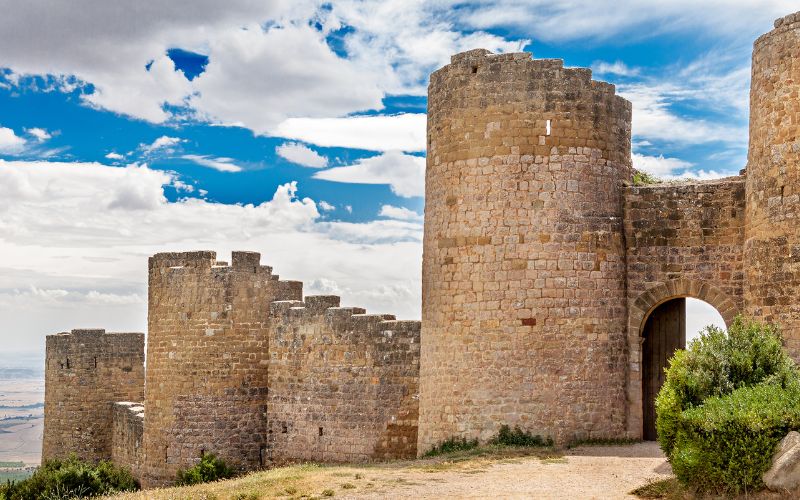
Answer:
[349,442,672,499]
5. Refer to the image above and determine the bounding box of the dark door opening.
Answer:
[642,298,686,441]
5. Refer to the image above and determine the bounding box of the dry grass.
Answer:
[106,446,562,500]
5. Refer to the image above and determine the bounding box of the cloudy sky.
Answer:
[1,0,791,354]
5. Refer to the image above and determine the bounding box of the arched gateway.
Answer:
[627,279,739,439]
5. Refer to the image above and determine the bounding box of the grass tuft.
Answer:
[630,478,688,499]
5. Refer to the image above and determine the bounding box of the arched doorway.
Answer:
[640,297,727,440]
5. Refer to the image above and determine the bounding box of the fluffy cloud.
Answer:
[620,84,747,145]
[276,142,328,168]
[0,126,26,153]
[274,114,426,152]
[456,0,795,42]
[318,200,335,211]
[0,159,423,350]
[182,154,243,173]
[379,204,423,221]
[592,60,640,77]
[25,127,51,142]
[633,153,737,180]
[314,151,425,197]
[190,23,385,134]
[141,135,183,154]
[633,153,693,177]
[105,152,124,160]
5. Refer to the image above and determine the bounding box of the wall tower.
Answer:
[141,251,301,487]
[745,12,800,357]
[42,329,144,462]
[419,50,632,450]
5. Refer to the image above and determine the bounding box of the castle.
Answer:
[42,11,800,487]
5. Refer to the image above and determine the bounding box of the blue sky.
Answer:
[0,0,795,352]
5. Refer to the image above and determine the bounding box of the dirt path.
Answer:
[347,442,671,499]
[111,442,674,500]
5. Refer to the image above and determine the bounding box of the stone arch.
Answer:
[630,278,738,335]
[625,278,740,439]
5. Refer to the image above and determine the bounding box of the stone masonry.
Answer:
[420,50,632,448]
[42,329,144,463]
[41,10,800,488]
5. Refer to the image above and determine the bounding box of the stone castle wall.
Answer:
[112,402,144,478]
[267,298,420,463]
[42,329,144,463]
[40,9,800,483]
[622,177,746,435]
[142,251,301,486]
[420,50,633,449]
[745,12,800,358]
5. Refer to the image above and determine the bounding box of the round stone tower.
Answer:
[745,12,800,358]
[419,50,632,450]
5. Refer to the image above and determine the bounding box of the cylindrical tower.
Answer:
[419,50,632,450]
[745,12,800,357]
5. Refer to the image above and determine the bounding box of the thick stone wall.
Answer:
[266,297,420,463]
[112,402,144,478]
[745,11,800,358]
[142,251,301,487]
[420,50,633,450]
[42,329,144,463]
[623,178,746,435]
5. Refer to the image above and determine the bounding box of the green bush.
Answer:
[0,455,137,499]
[422,436,479,457]
[492,425,553,447]
[672,382,800,493]
[655,316,800,494]
[175,453,235,486]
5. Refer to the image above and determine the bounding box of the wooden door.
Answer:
[642,298,686,441]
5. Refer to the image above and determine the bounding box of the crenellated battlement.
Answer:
[432,50,626,107]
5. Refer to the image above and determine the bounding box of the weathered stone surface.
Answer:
[764,431,800,491]
[745,12,800,358]
[140,251,419,487]
[419,50,633,450]
[42,329,144,463]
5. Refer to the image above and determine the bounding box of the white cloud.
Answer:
[0,126,26,153]
[592,60,639,77]
[190,23,385,134]
[633,153,693,177]
[620,84,746,145]
[182,154,243,173]
[105,152,124,160]
[141,135,183,154]
[456,0,795,42]
[0,159,423,351]
[318,200,335,211]
[25,127,51,142]
[275,114,426,152]
[379,204,423,221]
[633,153,737,180]
[276,142,328,168]
[314,151,425,197]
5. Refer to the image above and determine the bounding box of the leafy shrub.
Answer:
[655,316,800,493]
[0,455,137,499]
[422,436,479,457]
[492,425,553,447]
[175,453,235,486]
